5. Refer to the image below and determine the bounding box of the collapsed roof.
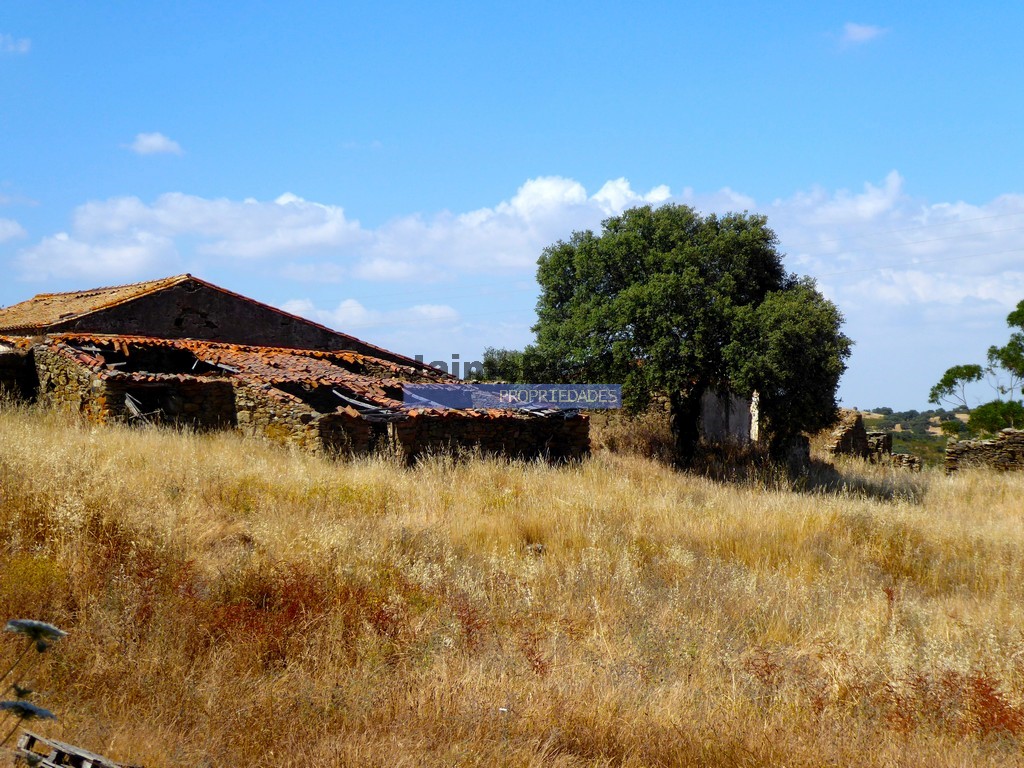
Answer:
[0,273,439,374]
[0,277,591,460]
[41,333,431,418]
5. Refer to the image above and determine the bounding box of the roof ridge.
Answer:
[0,276,446,376]
[34,274,192,298]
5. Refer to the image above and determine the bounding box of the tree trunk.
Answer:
[669,385,704,468]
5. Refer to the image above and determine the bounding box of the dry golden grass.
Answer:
[2,402,1024,766]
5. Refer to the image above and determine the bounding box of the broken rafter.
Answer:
[122,392,162,424]
[331,389,404,422]
[123,392,146,422]
[401,389,450,409]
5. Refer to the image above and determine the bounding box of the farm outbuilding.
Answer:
[0,273,433,368]
[0,276,589,461]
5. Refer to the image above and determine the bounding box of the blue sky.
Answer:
[3,3,1024,410]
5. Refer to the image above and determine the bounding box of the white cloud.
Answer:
[127,132,183,156]
[748,174,1024,407]
[592,178,672,214]
[17,176,672,283]
[0,218,26,242]
[70,192,364,260]
[281,297,460,332]
[765,173,1024,302]
[17,231,177,282]
[353,258,421,281]
[14,172,1024,323]
[280,262,348,283]
[16,173,1024,318]
[13,173,1024,409]
[278,298,318,317]
[0,33,30,55]
[408,304,460,323]
[359,176,675,277]
[850,269,1024,308]
[840,22,888,47]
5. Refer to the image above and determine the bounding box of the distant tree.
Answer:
[481,347,524,382]
[1008,301,1024,332]
[940,420,966,438]
[529,203,852,463]
[929,364,985,410]
[480,347,549,382]
[986,318,1024,402]
[968,400,1024,434]
[929,300,1024,433]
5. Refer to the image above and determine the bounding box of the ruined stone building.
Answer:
[945,429,1024,474]
[825,410,922,471]
[697,388,760,444]
[0,275,588,461]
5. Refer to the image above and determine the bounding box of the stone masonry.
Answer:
[827,410,869,457]
[0,274,593,462]
[12,333,590,462]
[945,428,1024,474]
[827,410,921,471]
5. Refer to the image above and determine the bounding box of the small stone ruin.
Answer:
[826,410,921,471]
[826,410,868,457]
[945,428,1024,474]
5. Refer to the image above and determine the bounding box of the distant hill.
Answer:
[863,406,969,436]
[859,406,970,466]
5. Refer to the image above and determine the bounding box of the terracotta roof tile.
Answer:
[0,276,192,332]
[0,275,446,375]
[38,333,539,421]
[42,334,422,411]
[0,335,34,352]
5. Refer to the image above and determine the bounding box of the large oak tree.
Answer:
[528,204,852,464]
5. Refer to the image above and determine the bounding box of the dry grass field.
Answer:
[2,402,1024,766]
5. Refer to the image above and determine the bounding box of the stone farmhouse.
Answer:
[0,275,588,461]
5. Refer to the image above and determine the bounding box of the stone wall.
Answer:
[699,388,758,443]
[827,412,921,470]
[945,429,1024,473]
[233,384,389,456]
[866,431,891,461]
[891,453,923,471]
[103,378,237,429]
[391,411,590,462]
[34,346,108,420]
[232,381,590,461]
[827,411,869,457]
[33,346,237,429]
[28,343,382,450]
[318,410,378,455]
[28,341,590,462]
[234,383,323,451]
[589,387,760,452]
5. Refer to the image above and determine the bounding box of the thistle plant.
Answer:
[1,619,65,748]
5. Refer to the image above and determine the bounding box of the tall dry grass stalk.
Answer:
[2,402,1024,766]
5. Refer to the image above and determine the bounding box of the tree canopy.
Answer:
[929,299,1024,433]
[927,364,985,410]
[527,203,852,460]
